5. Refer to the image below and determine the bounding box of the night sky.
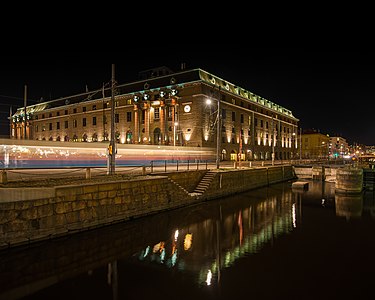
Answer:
[0,48,374,145]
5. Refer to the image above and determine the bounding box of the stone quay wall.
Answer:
[0,166,295,250]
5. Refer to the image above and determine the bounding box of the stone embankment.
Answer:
[0,166,295,249]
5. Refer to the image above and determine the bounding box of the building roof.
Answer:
[12,68,298,121]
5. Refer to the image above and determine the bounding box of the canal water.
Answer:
[1,180,375,300]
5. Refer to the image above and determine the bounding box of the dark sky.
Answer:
[0,48,374,145]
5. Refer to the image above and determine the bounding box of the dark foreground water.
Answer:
[1,180,375,300]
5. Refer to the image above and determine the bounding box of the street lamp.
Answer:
[216,89,221,169]
[205,87,221,169]
[108,64,116,175]
[173,122,178,147]
[299,127,302,161]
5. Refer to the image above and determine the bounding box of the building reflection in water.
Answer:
[335,193,363,219]
[133,185,300,288]
[3,181,375,299]
[0,182,311,299]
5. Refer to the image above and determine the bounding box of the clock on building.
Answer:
[184,105,191,113]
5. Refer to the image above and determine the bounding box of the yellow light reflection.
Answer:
[184,233,193,250]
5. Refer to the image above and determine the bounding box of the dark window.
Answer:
[83,118,87,127]
[222,109,226,119]
[93,116,97,126]
[65,120,68,129]
[127,111,132,122]
[232,111,236,121]
[49,123,52,130]
[83,107,86,112]
[115,113,119,123]
[56,122,60,130]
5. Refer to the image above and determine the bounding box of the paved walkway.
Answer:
[0,160,295,187]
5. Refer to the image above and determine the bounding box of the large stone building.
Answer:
[10,67,299,161]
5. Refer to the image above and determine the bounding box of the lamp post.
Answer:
[206,86,221,169]
[299,127,302,161]
[271,116,275,166]
[108,64,116,175]
[216,87,221,169]
[173,122,178,147]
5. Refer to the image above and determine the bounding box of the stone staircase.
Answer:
[192,171,217,195]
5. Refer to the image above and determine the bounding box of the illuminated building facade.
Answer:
[10,68,299,161]
[301,129,330,159]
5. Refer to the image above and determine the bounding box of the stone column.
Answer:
[160,101,165,144]
[133,105,139,143]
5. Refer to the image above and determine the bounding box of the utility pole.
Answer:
[109,64,116,175]
[24,85,27,139]
[271,116,275,165]
[9,106,12,138]
[299,128,302,160]
[216,86,221,169]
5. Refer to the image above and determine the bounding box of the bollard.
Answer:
[1,170,7,184]
[249,161,252,168]
[85,168,91,179]
[142,166,146,175]
[262,161,264,167]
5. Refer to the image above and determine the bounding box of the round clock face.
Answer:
[184,105,191,113]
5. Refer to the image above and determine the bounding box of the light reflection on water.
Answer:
[1,181,375,300]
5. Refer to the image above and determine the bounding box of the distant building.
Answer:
[301,129,330,159]
[9,68,299,161]
[329,136,349,158]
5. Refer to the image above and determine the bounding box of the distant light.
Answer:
[206,99,212,105]
[206,270,212,286]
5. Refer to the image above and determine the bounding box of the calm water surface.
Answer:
[1,180,375,300]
